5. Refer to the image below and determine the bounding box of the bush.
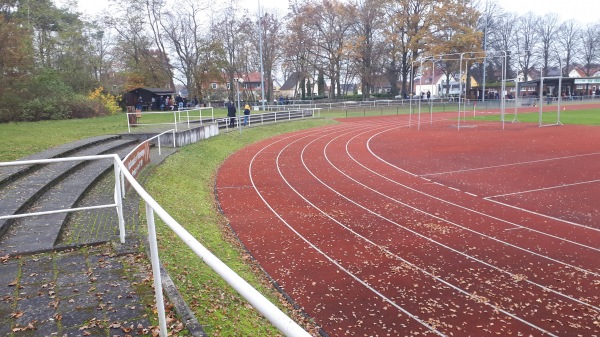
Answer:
[88,87,120,115]
[0,71,115,122]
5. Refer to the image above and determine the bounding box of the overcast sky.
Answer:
[67,0,597,24]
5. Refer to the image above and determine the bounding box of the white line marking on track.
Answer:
[248,127,448,336]
[484,197,599,232]
[290,125,561,335]
[487,178,600,198]
[420,152,600,177]
[364,129,600,237]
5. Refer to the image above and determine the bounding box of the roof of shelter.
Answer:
[129,87,174,95]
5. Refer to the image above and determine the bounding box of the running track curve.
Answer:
[216,114,600,337]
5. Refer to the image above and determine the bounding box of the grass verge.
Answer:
[472,108,600,125]
[142,119,337,336]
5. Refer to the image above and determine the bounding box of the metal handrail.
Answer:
[0,154,310,337]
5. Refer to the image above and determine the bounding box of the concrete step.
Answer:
[0,145,135,255]
[0,138,138,250]
[0,135,121,189]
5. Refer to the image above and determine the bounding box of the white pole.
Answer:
[409,61,414,128]
[431,59,434,125]
[237,80,242,134]
[539,74,544,127]
[113,159,126,243]
[458,53,465,130]
[557,76,563,125]
[258,0,266,112]
[145,203,168,337]
[418,59,423,130]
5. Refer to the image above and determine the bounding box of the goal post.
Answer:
[538,76,564,127]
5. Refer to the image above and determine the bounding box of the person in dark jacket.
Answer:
[227,102,236,127]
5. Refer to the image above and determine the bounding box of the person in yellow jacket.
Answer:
[243,103,251,126]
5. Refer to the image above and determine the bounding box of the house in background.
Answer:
[370,75,393,95]
[278,72,319,99]
[415,70,478,98]
[414,70,445,97]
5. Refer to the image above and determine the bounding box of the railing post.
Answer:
[113,158,126,243]
[127,113,131,133]
[173,111,178,132]
[145,202,168,337]
[158,135,162,156]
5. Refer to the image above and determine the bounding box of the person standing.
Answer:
[136,95,143,111]
[243,103,251,126]
[227,102,236,127]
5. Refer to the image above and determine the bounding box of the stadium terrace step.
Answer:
[0,135,121,189]
[0,137,138,255]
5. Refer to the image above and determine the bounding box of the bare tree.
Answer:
[159,0,206,99]
[212,0,247,101]
[347,0,384,98]
[487,12,518,79]
[537,13,560,76]
[283,4,315,99]
[515,12,540,81]
[106,0,172,90]
[253,11,282,102]
[557,19,581,77]
[303,0,354,98]
[579,23,599,77]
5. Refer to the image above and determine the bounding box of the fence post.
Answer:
[158,135,162,156]
[113,159,126,243]
[173,111,178,132]
[145,203,168,337]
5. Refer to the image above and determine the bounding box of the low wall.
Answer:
[124,123,220,148]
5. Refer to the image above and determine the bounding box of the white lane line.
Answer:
[363,128,600,236]
[294,128,562,335]
[484,197,599,232]
[248,125,448,336]
[330,128,600,296]
[282,124,560,335]
[420,152,600,177]
[487,178,600,198]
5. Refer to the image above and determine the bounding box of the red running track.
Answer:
[216,114,600,336]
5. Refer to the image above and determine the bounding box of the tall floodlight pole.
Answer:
[258,0,266,111]
[482,12,488,103]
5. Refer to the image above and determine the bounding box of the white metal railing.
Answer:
[0,155,127,243]
[0,154,311,337]
[127,111,178,133]
[120,129,175,197]
[177,107,215,128]
[219,108,320,131]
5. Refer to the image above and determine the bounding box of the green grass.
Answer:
[0,109,235,162]
[142,119,337,336]
[0,113,129,161]
[473,108,600,125]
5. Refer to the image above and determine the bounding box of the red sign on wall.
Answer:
[123,141,151,190]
